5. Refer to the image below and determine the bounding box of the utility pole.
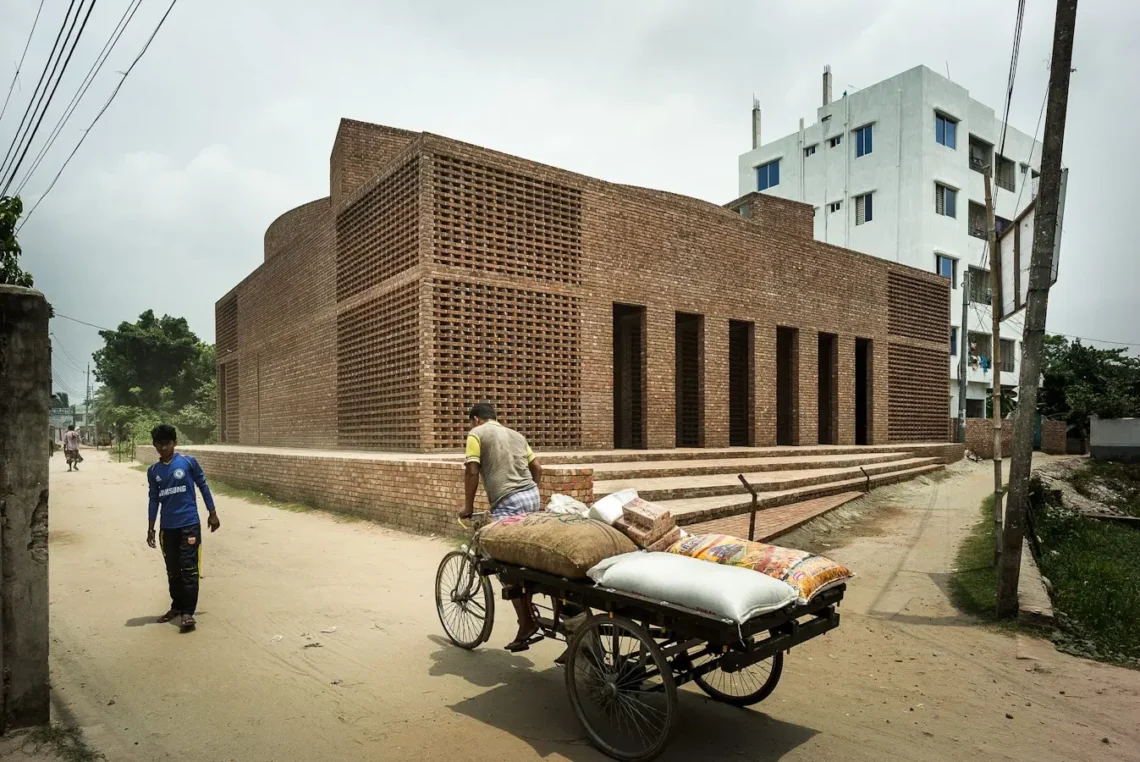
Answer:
[997,0,1078,617]
[985,170,1003,565]
[957,268,970,443]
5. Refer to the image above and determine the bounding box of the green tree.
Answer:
[1040,335,1140,436]
[93,310,213,409]
[1,196,33,287]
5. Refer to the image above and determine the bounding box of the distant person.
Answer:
[146,424,220,631]
[460,403,544,652]
[63,424,82,471]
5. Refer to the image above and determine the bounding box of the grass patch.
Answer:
[23,724,104,762]
[1034,491,1140,666]
[949,493,1004,622]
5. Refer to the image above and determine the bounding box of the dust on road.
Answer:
[41,451,1140,761]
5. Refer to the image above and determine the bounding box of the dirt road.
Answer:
[36,451,1140,761]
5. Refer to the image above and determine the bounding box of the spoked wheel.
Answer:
[565,615,678,762]
[693,650,783,707]
[435,550,494,649]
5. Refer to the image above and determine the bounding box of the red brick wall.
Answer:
[264,198,330,262]
[1041,419,1067,455]
[181,447,592,535]
[964,417,1013,459]
[219,121,951,452]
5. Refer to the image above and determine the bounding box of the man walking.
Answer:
[460,403,544,652]
[146,424,220,630]
[62,424,82,471]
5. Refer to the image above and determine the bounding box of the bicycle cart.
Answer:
[435,517,845,762]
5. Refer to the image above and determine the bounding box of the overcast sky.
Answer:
[3,0,1135,401]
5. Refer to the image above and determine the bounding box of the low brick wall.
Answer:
[181,447,593,536]
[965,418,1013,459]
[1041,419,1067,455]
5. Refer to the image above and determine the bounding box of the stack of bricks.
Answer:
[182,447,593,536]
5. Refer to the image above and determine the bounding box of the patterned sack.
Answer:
[666,533,853,603]
[478,512,637,579]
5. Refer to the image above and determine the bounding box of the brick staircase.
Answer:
[542,443,951,529]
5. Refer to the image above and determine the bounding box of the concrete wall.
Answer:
[740,65,1043,414]
[0,286,50,731]
[1090,417,1140,462]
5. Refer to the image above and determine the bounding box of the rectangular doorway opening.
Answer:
[675,312,704,448]
[855,338,873,445]
[818,332,839,445]
[729,320,755,446]
[613,304,647,449]
[776,326,799,446]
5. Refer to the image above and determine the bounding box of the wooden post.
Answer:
[985,170,1003,566]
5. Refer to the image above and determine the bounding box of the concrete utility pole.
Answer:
[0,285,51,731]
[957,268,970,443]
[997,0,1078,617]
[985,169,1004,566]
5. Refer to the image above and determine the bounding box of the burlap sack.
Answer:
[479,513,637,579]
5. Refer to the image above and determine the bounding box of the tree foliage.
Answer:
[1040,334,1140,434]
[1,196,33,287]
[92,311,217,444]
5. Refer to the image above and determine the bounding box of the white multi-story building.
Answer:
[739,65,1044,418]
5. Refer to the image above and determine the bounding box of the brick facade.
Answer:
[217,119,951,451]
[1041,419,1067,455]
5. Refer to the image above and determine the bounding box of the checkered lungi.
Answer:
[491,485,542,521]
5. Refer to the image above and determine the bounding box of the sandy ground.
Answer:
[14,450,1140,761]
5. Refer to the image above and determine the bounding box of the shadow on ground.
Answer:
[428,635,817,761]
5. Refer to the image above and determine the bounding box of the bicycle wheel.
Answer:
[693,651,783,707]
[565,615,678,762]
[435,550,494,649]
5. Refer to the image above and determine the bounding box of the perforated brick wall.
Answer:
[887,343,949,441]
[221,361,239,442]
[336,283,421,449]
[432,154,581,283]
[429,278,581,450]
[888,271,951,344]
[335,156,420,302]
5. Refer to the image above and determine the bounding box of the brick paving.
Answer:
[684,492,863,542]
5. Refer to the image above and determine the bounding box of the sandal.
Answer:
[180,614,197,630]
[505,626,543,653]
[158,609,180,623]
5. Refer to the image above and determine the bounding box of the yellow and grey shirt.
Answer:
[465,420,536,508]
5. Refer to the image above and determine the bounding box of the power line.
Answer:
[53,312,112,331]
[49,330,89,373]
[997,0,1027,160]
[0,0,81,186]
[1,0,99,197]
[14,0,145,196]
[18,0,179,230]
[0,0,48,130]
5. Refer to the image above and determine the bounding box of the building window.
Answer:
[935,113,957,149]
[935,183,957,218]
[968,201,987,239]
[828,200,842,213]
[968,266,991,304]
[936,254,957,284]
[995,215,1012,236]
[828,135,842,148]
[804,144,817,157]
[966,398,985,418]
[969,135,992,173]
[855,193,873,225]
[756,160,780,191]
[969,331,992,370]
[951,327,959,355]
[1000,338,1016,373]
[996,154,1016,192]
[854,124,873,157]
[738,204,752,218]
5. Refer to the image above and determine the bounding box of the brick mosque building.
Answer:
[215,119,951,453]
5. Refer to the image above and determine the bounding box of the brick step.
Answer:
[659,463,945,526]
[584,451,913,481]
[594,457,940,502]
[539,443,952,466]
[684,492,865,542]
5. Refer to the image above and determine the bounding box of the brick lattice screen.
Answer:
[335,156,420,302]
[887,343,948,442]
[216,296,238,355]
[432,154,582,284]
[430,278,580,449]
[336,284,421,449]
[887,271,950,344]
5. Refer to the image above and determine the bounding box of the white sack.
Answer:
[588,488,638,525]
[588,552,798,623]
[547,494,589,516]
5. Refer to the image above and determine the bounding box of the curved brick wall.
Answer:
[264,197,331,262]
